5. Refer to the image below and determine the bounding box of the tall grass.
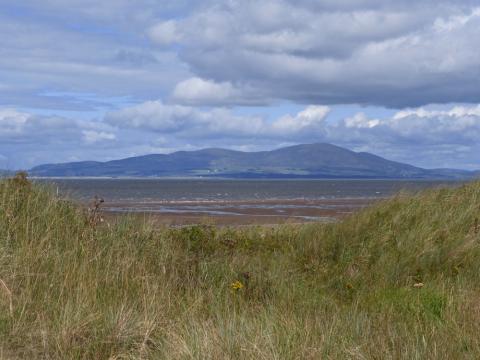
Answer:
[1,176,480,358]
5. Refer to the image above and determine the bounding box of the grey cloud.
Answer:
[150,0,480,107]
[1,1,479,170]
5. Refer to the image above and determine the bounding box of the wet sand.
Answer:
[100,198,379,226]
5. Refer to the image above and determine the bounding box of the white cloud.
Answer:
[171,77,265,106]
[82,130,116,144]
[0,107,117,148]
[329,105,480,168]
[107,101,329,138]
[173,78,236,103]
[271,106,330,134]
[105,101,194,132]
[0,107,124,168]
[106,102,480,169]
[2,102,480,169]
[338,106,480,143]
[0,109,29,135]
[434,7,480,32]
[106,101,480,148]
[105,101,265,137]
[344,113,381,129]
[393,105,480,119]
[148,20,181,45]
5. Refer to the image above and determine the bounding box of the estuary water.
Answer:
[37,178,462,224]
[39,178,460,202]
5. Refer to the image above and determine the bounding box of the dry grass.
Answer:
[1,176,480,359]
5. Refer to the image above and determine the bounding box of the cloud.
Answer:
[2,103,480,169]
[0,8,189,110]
[148,20,181,45]
[0,109,29,136]
[105,101,266,138]
[1,1,479,170]
[343,113,380,129]
[107,101,480,147]
[82,130,116,144]
[336,108,480,145]
[106,101,333,139]
[392,105,480,120]
[106,101,480,169]
[0,108,119,168]
[173,78,238,105]
[0,109,79,142]
[149,1,480,107]
[172,77,267,106]
[327,106,480,168]
[4,1,480,109]
[0,109,119,150]
[271,106,330,135]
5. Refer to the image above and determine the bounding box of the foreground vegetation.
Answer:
[1,175,480,359]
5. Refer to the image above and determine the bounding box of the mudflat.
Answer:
[101,197,377,226]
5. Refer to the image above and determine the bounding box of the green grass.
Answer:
[1,175,480,359]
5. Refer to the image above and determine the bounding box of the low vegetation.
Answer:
[1,174,480,358]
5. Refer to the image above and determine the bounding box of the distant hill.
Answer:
[29,143,478,179]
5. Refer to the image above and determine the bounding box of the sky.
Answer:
[1,0,480,170]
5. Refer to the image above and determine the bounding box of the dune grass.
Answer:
[1,175,480,359]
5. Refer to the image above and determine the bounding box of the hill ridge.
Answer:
[30,143,478,179]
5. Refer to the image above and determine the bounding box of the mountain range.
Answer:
[29,143,478,179]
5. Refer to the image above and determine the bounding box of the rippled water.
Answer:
[37,178,461,202]
[35,179,462,223]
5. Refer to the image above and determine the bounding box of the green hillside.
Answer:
[1,175,480,358]
[30,143,477,179]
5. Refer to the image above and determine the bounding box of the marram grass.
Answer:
[1,176,480,359]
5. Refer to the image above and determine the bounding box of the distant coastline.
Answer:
[28,143,479,179]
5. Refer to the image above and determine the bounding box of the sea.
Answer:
[35,178,463,224]
[38,178,460,202]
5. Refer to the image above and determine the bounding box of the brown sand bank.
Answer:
[100,198,379,226]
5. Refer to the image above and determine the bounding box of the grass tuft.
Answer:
[1,177,480,358]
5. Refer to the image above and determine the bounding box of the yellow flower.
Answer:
[231,280,244,291]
